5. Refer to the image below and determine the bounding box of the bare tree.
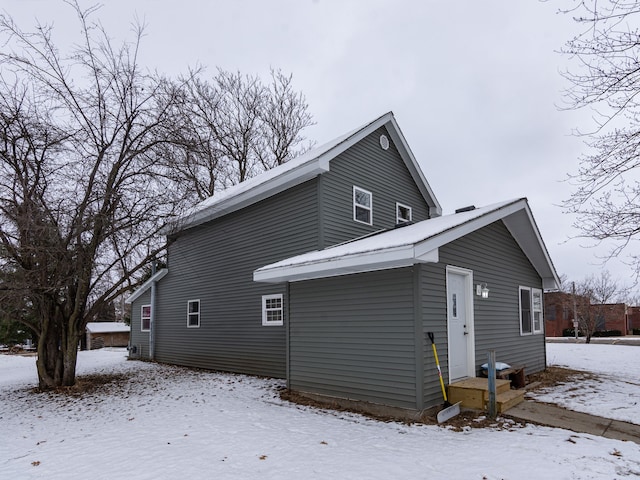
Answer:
[0,3,189,387]
[0,4,316,388]
[560,2,640,272]
[572,271,628,342]
[159,68,314,203]
[563,0,640,274]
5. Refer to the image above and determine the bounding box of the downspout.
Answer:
[286,281,291,389]
[149,260,157,361]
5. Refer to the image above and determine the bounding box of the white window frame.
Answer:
[353,186,373,225]
[187,299,200,328]
[262,294,284,326]
[519,286,543,335]
[396,202,412,224]
[141,304,151,332]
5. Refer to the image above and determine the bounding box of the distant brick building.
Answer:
[627,306,640,332]
[544,291,589,337]
[544,293,634,336]
[591,303,629,335]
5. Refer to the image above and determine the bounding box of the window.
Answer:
[262,294,283,326]
[141,305,151,332]
[187,299,200,328]
[353,186,372,225]
[520,287,543,335]
[396,202,412,224]
[545,307,556,321]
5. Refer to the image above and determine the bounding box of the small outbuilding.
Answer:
[85,322,130,350]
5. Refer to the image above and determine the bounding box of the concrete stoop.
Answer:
[447,377,525,413]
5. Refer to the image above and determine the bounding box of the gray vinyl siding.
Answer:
[321,126,431,246]
[289,268,418,409]
[130,291,151,358]
[419,262,450,409]
[153,180,320,378]
[420,220,545,408]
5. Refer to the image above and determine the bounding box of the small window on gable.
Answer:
[396,203,412,224]
[353,186,372,225]
[520,287,543,335]
[262,294,283,326]
[141,305,151,332]
[187,299,200,328]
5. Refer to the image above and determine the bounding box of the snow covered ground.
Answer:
[532,343,640,424]
[1,344,639,479]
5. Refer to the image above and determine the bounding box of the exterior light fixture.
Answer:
[476,283,489,298]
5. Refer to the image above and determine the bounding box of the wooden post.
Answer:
[487,350,497,419]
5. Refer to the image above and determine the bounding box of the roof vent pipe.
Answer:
[455,205,476,214]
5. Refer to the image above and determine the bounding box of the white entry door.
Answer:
[446,267,474,382]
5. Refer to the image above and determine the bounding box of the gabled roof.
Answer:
[166,111,442,234]
[254,198,559,290]
[86,322,130,333]
[124,268,168,304]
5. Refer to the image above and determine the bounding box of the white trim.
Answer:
[519,286,531,336]
[353,186,373,225]
[396,202,412,224]
[533,288,543,334]
[519,286,543,336]
[255,198,559,288]
[262,294,284,326]
[125,269,168,304]
[187,299,201,328]
[446,266,476,383]
[254,244,421,283]
[165,111,443,234]
[141,304,151,332]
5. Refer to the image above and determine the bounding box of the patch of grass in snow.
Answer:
[526,366,597,390]
[31,372,131,397]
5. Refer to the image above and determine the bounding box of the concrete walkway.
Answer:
[506,400,640,444]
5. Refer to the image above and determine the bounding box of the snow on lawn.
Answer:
[1,347,639,480]
[530,343,640,425]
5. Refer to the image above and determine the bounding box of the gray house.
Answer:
[127,111,558,417]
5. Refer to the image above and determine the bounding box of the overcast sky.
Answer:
[5,0,636,289]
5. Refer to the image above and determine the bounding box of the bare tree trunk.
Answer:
[36,312,63,388]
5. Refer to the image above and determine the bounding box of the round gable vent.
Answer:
[379,134,390,150]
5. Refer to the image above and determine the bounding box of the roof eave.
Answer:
[165,111,443,234]
[125,268,168,304]
[384,115,442,217]
[254,245,440,283]
[164,159,331,234]
[254,198,559,287]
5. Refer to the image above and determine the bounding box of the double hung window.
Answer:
[187,299,200,328]
[262,294,283,326]
[141,305,151,332]
[353,186,373,225]
[519,287,543,335]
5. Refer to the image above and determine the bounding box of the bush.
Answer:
[592,330,622,337]
[562,328,583,337]
[632,328,640,335]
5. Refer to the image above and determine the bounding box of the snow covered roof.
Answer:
[125,269,169,304]
[86,322,130,333]
[165,111,442,234]
[254,198,559,289]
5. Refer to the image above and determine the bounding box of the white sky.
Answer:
[5,0,636,290]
